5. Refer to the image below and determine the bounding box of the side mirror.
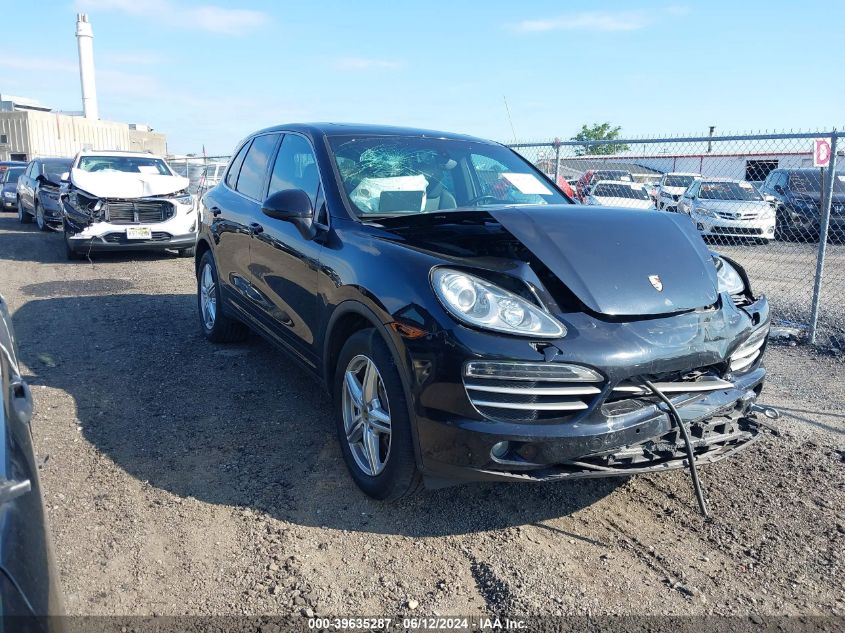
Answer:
[36,174,47,184]
[60,172,70,183]
[262,189,316,240]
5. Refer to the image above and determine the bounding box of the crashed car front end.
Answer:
[62,168,197,254]
[373,207,772,489]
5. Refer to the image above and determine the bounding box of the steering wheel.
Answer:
[465,194,507,206]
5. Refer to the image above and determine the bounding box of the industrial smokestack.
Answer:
[75,13,98,120]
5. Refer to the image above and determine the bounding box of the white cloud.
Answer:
[334,57,403,71]
[512,6,688,33]
[76,0,268,35]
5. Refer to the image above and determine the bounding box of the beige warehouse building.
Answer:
[0,96,167,161]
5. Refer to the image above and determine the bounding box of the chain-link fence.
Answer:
[507,131,844,348]
[166,155,231,197]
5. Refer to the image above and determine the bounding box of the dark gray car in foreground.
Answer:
[0,294,64,631]
[195,123,771,510]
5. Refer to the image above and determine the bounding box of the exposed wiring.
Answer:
[642,380,710,518]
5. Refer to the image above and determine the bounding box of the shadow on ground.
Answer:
[14,292,622,538]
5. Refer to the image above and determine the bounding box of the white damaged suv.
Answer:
[61,150,197,259]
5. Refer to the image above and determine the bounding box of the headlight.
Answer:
[431,268,566,338]
[693,206,714,217]
[715,257,746,295]
[172,193,194,207]
[3,191,14,199]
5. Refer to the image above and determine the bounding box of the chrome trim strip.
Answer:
[465,383,601,396]
[472,400,589,412]
[613,378,734,395]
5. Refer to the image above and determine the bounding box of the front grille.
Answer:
[602,369,732,417]
[463,361,603,423]
[715,211,761,220]
[105,200,175,224]
[713,226,763,235]
[102,231,172,243]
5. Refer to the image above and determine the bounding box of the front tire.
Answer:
[197,251,249,343]
[333,329,421,501]
[35,202,47,231]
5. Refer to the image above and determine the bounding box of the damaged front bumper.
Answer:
[63,194,197,253]
[419,367,766,483]
[410,293,771,485]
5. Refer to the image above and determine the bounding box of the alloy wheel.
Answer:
[199,263,217,330]
[341,354,392,476]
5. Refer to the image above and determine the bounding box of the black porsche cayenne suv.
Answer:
[195,123,771,502]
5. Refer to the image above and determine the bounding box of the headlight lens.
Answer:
[172,193,194,207]
[715,258,746,295]
[694,206,714,217]
[3,191,14,199]
[432,268,566,338]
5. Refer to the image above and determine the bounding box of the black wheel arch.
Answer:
[322,300,424,470]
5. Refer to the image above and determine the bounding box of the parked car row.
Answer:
[0,152,197,259]
[561,163,844,243]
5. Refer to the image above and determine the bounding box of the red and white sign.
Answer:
[813,138,832,167]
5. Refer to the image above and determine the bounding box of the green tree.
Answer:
[571,122,630,156]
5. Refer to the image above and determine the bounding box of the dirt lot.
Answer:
[1,213,843,619]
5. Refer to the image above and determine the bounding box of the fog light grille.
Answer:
[463,361,603,423]
[729,325,769,373]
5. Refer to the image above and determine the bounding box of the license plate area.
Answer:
[126,227,152,240]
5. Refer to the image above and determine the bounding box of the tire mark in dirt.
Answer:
[465,552,517,615]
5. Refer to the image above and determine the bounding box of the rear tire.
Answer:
[333,329,421,501]
[197,251,249,343]
[18,199,31,224]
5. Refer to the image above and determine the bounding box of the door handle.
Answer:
[10,379,32,425]
[210,206,222,217]
[249,222,264,235]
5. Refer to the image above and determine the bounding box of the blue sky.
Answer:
[2,1,843,155]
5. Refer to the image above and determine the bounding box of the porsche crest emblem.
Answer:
[649,275,664,292]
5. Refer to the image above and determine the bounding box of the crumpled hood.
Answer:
[70,168,189,199]
[489,205,719,316]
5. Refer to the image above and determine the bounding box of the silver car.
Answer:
[678,179,776,243]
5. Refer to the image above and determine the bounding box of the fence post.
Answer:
[553,138,561,184]
[808,132,838,344]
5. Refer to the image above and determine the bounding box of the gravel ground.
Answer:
[1,213,843,619]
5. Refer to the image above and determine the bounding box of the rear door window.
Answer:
[225,142,251,189]
[236,134,280,200]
